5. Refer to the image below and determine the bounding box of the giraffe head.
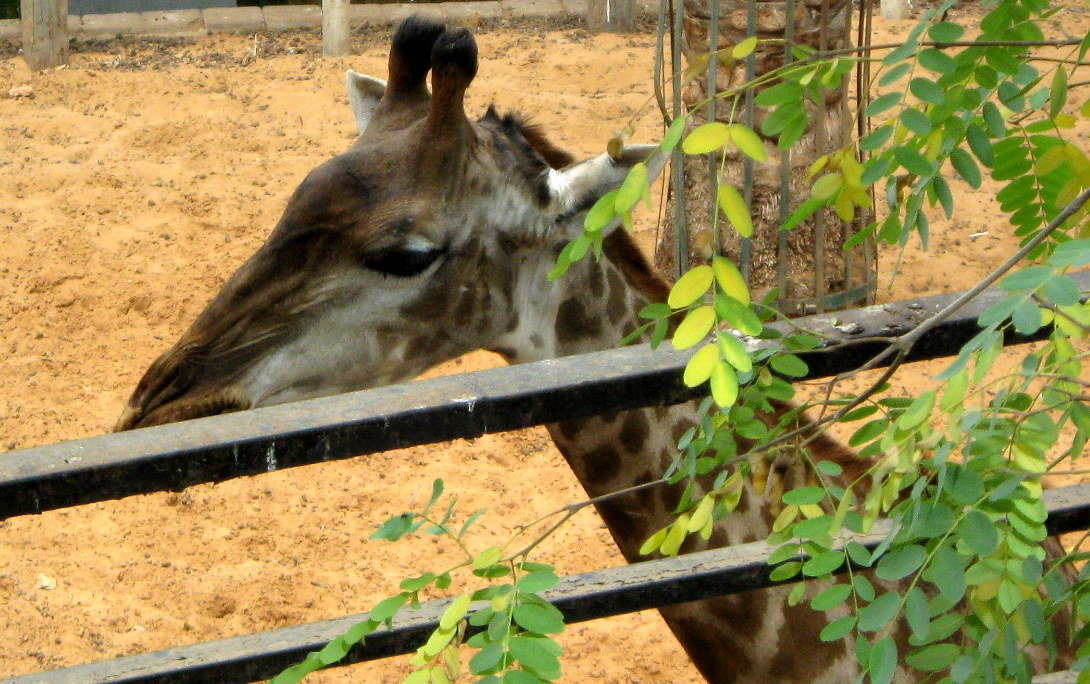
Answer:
[116,16,653,431]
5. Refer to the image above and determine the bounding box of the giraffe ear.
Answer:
[547,145,664,235]
[346,69,388,135]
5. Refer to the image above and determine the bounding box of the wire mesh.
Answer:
[655,0,878,315]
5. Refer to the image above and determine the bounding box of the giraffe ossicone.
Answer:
[116,16,1072,682]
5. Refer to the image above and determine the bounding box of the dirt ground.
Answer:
[1,6,1089,683]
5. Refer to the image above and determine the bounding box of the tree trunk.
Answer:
[657,0,875,314]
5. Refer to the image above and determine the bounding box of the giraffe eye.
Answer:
[362,246,444,277]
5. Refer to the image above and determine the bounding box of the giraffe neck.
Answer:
[494,230,871,682]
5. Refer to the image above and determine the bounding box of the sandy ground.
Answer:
[1,6,1089,683]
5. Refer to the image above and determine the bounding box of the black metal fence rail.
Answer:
[5,270,1088,522]
[11,483,1090,684]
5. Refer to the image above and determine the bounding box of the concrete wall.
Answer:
[0,0,658,43]
[68,0,233,17]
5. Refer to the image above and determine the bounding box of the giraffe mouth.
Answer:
[114,391,252,432]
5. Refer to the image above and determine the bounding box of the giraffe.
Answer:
[114,17,1070,682]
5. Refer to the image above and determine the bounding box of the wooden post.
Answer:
[20,0,68,71]
[587,0,636,33]
[322,0,350,57]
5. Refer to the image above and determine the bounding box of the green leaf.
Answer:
[660,115,687,154]
[904,586,930,638]
[728,124,767,162]
[918,48,957,74]
[717,184,754,238]
[770,353,809,378]
[817,460,843,477]
[400,572,438,592]
[513,602,566,634]
[583,190,619,233]
[803,550,846,577]
[849,418,890,447]
[470,642,506,675]
[896,390,935,430]
[1050,65,1068,120]
[716,295,762,336]
[811,583,852,611]
[858,592,901,632]
[614,163,648,213]
[372,513,414,541]
[717,333,753,374]
[683,122,730,155]
[371,594,409,623]
[879,63,912,88]
[928,21,964,42]
[900,107,932,136]
[846,543,873,569]
[869,636,898,684]
[1011,300,1043,334]
[517,571,560,594]
[1001,265,1052,292]
[502,670,545,684]
[1042,274,1081,306]
[672,305,716,350]
[668,265,714,309]
[820,615,856,642]
[756,82,802,107]
[958,511,1000,556]
[982,101,1006,137]
[783,486,825,505]
[508,636,560,677]
[950,148,982,188]
[893,146,934,176]
[966,123,994,167]
[876,544,928,581]
[906,643,961,671]
[910,77,945,105]
[868,92,903,117]
[861,125,894,152]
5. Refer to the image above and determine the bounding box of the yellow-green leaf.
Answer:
[438,593,472,631]
[420,625,457,657]
[472,546,502,569]
[710,360,739,408]
[717,184,754,238]
[614,162,649,213]
[639,526,669,555]
[682,52,712,87]
[684,343,720,387]
[683,122,730,155]
[659,516,690,556]
[812,172,842,200]
[728,124,767,162]
[717,333,753,373]
[1011,443,1046,474]
[673,305,716,350]
[732,36,758,59]
[668,264,714,309]
[687,495,716,532]
[711,255,750,305]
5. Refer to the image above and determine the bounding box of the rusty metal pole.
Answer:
[20,0,68,71]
